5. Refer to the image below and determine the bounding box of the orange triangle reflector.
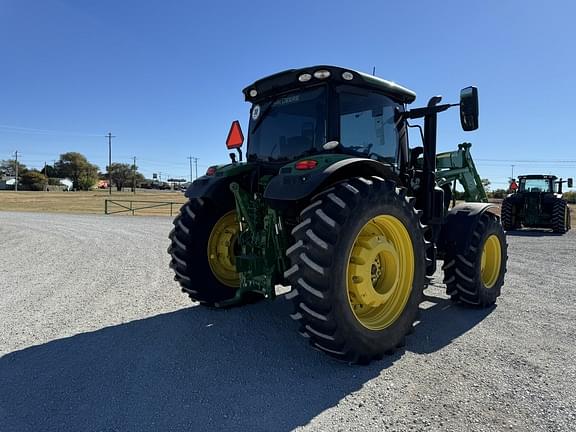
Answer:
[226,120,244,149]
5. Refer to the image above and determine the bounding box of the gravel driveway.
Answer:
[0,211,574,431]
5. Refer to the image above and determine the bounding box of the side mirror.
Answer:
[568,178,573,188]
[460,86,479,131]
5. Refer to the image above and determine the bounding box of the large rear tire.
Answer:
[168,198,249,307]
[284,177,427,364]
[443,212,507,307]
[552,199,570,234]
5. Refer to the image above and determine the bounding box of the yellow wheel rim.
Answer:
[207,211,240,287]
[346,215,415,331]
[480,234,502,288]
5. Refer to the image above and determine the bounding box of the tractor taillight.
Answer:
[295,160,318,170]
[206,166,217,176]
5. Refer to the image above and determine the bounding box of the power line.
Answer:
[0,124,102,137]
[476,158,576,163]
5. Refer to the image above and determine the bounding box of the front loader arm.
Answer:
[435,142,488,203]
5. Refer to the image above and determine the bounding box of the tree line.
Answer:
[0,152,145,191]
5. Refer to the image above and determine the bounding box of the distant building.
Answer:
[0,177,16,190]
[59,178,73,191]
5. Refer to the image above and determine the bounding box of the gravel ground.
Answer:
[0,211,575,432]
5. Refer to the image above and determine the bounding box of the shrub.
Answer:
[563,191,576,204]
[19,171,47,191]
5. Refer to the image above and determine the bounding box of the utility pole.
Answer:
[14,150,19,191]
[187,156,193,182]
[44,161,48,191]
[106,132,115,195]
[132,156,137,194]
[187,156,199,180]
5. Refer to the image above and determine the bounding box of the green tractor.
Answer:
[168,66,507,363]
[501,175,572,233]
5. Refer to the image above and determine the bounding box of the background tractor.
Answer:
[501,175,572,233]
[168,66,507,364]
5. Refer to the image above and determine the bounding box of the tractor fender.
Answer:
[185,175,231,199]
[438,202,499,255]
[185,172,248,210]
[264,158,401,209]
[184,162,255,207]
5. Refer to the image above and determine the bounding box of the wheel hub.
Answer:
[480,234,501,288]
[349,235,399,307]
[346,215,415,330]
[207,211,240,287]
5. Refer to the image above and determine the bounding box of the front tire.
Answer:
[443,212,507,307]
[284,177,427,364]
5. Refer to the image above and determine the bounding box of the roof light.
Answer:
[295,160,318,170]
[249,89,258,97]
[298,73,312,82]
[323,140,339,150]
[313,69,331,79]
[206,166,217,176]
[342,71,354,81]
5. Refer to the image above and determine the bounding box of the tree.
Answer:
[20,171,47,191]
[128,172,146,190]
[108,162,144,191]
[43,164,59,178]
[0,159,27,178]
[55,152,99,191]
[481,178,491,192]
[489,189,508,199]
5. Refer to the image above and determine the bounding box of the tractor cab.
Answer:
[518,175,556,194]
[240,66,415,169]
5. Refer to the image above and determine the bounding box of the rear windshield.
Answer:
[519,178,552,193]
[247,86,327,163]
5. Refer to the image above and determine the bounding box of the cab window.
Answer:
[339,91,400,165]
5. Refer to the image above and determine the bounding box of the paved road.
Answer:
[1,211,575,432]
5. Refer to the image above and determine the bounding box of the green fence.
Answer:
[104,199,178,216]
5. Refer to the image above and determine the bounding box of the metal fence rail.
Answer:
[104,199,179,216]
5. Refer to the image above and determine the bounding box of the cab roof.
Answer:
[242,65,417,104]
[518,175,558,180]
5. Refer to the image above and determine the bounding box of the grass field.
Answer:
[0,190,574,218]
[0,190,187,216]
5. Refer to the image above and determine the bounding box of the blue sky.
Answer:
[1,0,575,189]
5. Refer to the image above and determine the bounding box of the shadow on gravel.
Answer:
[0,295,491,432]
[505,229,561,237]
[411,293,495,354]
